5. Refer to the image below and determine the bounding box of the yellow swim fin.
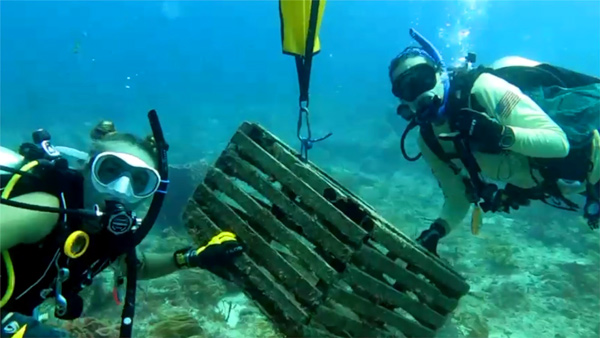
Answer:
[279,0,326,57]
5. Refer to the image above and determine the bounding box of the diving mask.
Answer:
[91,152,160,204]
[391,63,438,102]
[390,28,451,125]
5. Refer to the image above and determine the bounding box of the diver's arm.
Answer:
[472,73,570,158]
[417,135,471,233]
[120,234,244,280]
[137,252,179,280]
[133,243,244,280]
[113,250,179,280]
[0,192,60,251]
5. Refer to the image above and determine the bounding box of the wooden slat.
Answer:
[184,200,308,325]
[193,183,322,307]
[353,246,458,313]
[301,324,343,338]
[370,226,469,297]
[240,122,379,219]
[329,286,429,338]
[215,150,353,262]
[377,218,465,278]
[230,130,369,245]
[183,199,223,243]
[311,304,392,338]
[343,266,446,329]
[234,255,309,326]
[204,166,338,285]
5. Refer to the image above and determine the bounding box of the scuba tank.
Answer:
[0,147,24,176]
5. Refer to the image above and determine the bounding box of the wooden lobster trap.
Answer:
[183,122,470,338]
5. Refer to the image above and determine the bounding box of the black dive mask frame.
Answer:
[392,63,439,102]
[0,109,169,337]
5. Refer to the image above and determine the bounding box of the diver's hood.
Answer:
[0,147,24,175]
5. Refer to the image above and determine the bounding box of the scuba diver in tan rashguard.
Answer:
[388,29,600,256]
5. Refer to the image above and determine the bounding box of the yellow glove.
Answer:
[173,232,244,270]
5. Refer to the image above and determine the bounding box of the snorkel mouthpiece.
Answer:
[407,28,450,121]
[417,95,443,125]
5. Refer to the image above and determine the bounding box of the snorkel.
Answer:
[408,28,450,121]
[394,28,450,161]
[120,109,169,338]
[126,110,170,245]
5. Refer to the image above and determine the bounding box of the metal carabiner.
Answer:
[297,106,312,141]
[55,268,70,316]
[295,105,332,162]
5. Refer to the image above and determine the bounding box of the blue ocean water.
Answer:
[1,1,599,337]
[2,1,598,160]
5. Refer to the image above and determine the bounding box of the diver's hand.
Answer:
[481,184,534,213]
[174,232,244,271]
[496,184,532,212]
[415,220,448,256]
[446,108,505,153]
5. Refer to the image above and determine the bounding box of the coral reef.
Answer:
[487,281,530,310]
[59,317,119,338]
[453,310,490,338]
[485,241,519,274]
[148,309,205,338]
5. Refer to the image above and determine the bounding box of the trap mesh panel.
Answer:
[526,83,600,147]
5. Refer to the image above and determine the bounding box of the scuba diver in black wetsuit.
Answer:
[0,111,244,338]
[388,29,600,256]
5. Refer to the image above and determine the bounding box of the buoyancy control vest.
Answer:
[0,131,133,319]
[418,61,600,228]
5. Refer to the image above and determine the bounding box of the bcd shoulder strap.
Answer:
[419,66,499,205]
[419,124,460,174]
